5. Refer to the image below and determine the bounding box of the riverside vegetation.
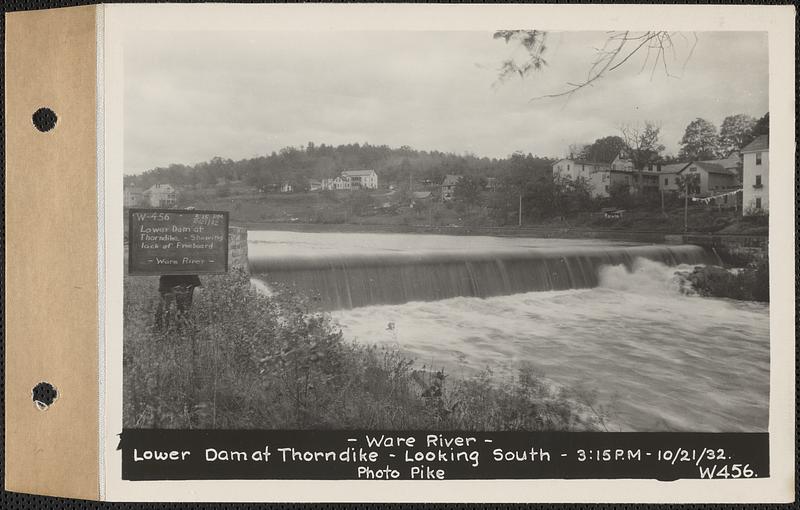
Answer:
[123,270,614,431]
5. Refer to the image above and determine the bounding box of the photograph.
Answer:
[121,27,770,437]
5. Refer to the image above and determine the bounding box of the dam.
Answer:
[248,231,715,310]
[247,231,769,432]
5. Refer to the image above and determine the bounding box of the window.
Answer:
[664,177,669,185]
[756,152,762,165]
[755,175,762,187]
[605,185,609,192]
[755,198,762,209]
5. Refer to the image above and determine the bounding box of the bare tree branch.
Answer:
[493,30,697,100]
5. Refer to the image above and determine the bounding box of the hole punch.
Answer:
[32,107,57,132]
[32,382,58,411]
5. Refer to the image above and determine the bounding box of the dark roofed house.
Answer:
[678,161,739,195]
[441,174,462,201]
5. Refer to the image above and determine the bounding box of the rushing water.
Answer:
[249,231,770,432]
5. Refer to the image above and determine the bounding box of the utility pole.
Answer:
[683,191,688,232]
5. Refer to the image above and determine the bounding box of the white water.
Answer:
[330,258,769,432]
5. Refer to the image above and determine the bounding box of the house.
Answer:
[675,161,739,196]
[633,171,662,195]
[341,169,378,189]
[307,179,322,191]
[741,134,769,214]
[280,182,293,193]
[321,176,351,191]
[552,159,611,182]
[142,184,177,208]
[485,177,499,191]
[658,162,692,192]
[124,186,143,207]
[440,174,462,201]
[610,155,634,172]
[588,170,634,198]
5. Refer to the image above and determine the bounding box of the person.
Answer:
[154,274,202,330]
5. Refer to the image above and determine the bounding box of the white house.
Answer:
[610,155,634,172]
[741,134,769,214]
[321,176,351,191]
[341,169,378,189]
[280,182,293,193]
[552,159,611,182]
[142,184,177,208]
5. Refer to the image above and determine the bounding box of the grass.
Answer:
[172,182,766,236]
[123,270,610,430]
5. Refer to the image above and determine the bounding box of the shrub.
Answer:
[123,270,606,430]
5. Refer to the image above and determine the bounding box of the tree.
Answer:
[620,122,664,170]
[719,114,756,156]
[620,122,664,194]
[675,172,701,196]
[679,118,721,161]
[582,135,627,163]
[454,176,485,214]
[607,181,633,208]
[345,190,375,217]
[750,112,769,138]
[567,142,590,159]
[494,30,696,99]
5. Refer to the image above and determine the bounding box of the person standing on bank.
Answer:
[155,274,202,330]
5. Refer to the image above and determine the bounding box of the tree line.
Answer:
[124,143,554,193]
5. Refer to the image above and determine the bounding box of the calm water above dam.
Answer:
[249,231,770,432]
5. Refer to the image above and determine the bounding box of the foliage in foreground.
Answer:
[679,259,769,302]
[124,271,608,431]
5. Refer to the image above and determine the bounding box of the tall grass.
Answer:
[124,270,608,430]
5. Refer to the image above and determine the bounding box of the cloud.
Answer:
[124,30,768,173]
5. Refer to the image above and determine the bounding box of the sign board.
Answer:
[128,208,229,275]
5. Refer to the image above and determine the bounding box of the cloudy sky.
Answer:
[123,30,767,174]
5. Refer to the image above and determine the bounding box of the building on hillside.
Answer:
[321,176,351,191]
[698,155,743,185]
[633,171,661,195]
[142,184,177,208]
[308,179,322,191]
[440,174,462,201]
[741,134,769,214]
[485,177,499,191]
[675,161,739,196]
[341,169,378,189]
[552,159,611,181]
[280,182,293,193]
[588,170,634,198]
[610,155,634,172]
[658,162,692,193]
[124,186,143,207]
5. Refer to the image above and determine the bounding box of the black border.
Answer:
[1,0,796,508]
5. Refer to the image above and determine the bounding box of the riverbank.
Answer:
[679,261,769,302]
[123,270,610,431]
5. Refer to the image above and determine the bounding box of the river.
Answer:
[249,231,770,432]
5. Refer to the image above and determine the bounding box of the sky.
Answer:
[123,30,768,174]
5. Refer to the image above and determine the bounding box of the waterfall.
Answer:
[249,242,713,310]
